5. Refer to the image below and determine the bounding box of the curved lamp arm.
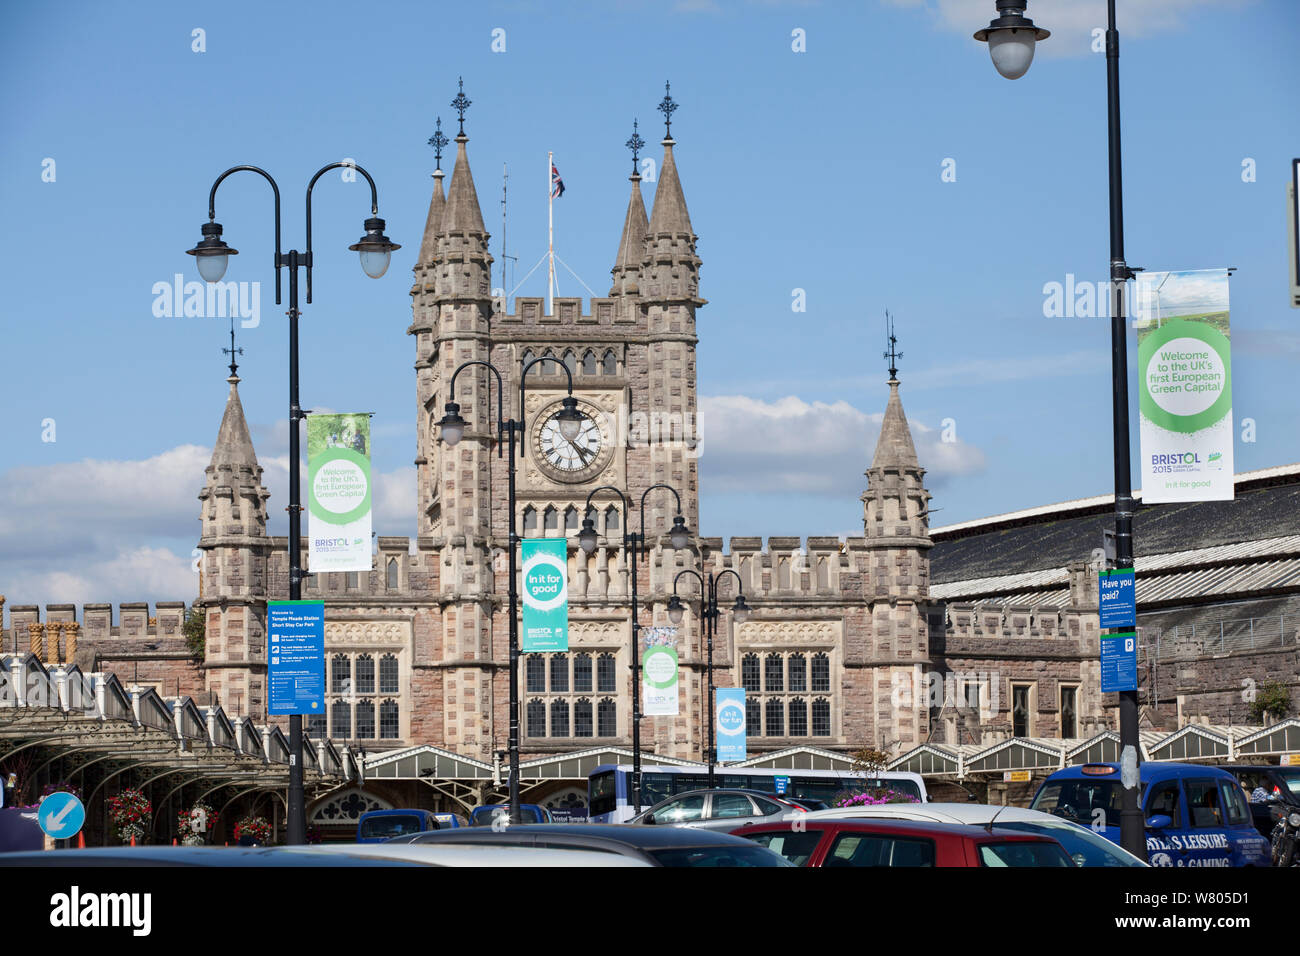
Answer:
[305,161,382,304]
[518,355,577,457]
[445,360,506,457]
[206,165,283,304]
[639,482,689,552]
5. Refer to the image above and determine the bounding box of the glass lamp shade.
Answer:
[731,596,751,624]
[668,516,691,551]
[667,596,685,625]
[556,397,584,442]
[196,253,230,283]
[988,29,1038,79]
[577,520,598,554]
[358,248,392,279]
[438,403,466,446]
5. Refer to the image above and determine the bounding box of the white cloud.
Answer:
[699,393,986,495]
[885,0,1252,54]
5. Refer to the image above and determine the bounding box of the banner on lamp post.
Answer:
[307,413,373,572]
[641,626,679,716]
[521,538,569,651]
[716,688,747,763]
[1134,269,1234,503]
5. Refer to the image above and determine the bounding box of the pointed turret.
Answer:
[443,134,487,237]
[200,370,270,539]
[862,354,931,543]
[610,172,648,295]
[646,138,693,239]
[871,379,920,471]
[417,171,446,266]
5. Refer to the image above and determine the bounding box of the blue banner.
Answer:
[268,600,326,715]
[521,539,569,652]
[716,688,747,762]
[1101,632,1138,693]
[1099,568,1137,629]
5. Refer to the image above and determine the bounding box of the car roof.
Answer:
[0,844,651,867]
[403,823,765,849]
[801,803,1066,825]
[1043,762,1235,782]
[738,819,1056,842]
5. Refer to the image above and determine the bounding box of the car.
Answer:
[468,803,554,826]
[628,788,806,832]
[356,808,441,843]
[788,802,1148,867]
[782,797,830,812]
[1030,762,1272,867]
[734,818,1075,867]
[1217,764,1300,837]
[385,822,794,866]
[0,844,651,867]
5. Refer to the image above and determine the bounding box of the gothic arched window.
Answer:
[788,654,806,692]
[574,653,592,692]
[550,655,569,692]
[604,505,620,532]
[816,557,829,589]
[331,700,350,739]
[523,506,538,534]
[527,699,546,737]
[522,348,535,366]
[355,701,376,739]
[582,350,597,375]
[788,698,808,737]
[765,698,784,737]
[597,698,616,737]
[550,699,570,737]
[574,698,593,737]
[379,654,399,694]
[597,654,616,693]
[746,698,761,737]
[355,655,375,694]
[526,655,545,693]
[602,350,617,375]
[387,558,399,590]
[741,654,760,693]
[812,698,831,736]
[331,655,351,695]
[777,558,791,590]
[379,700,400,739]
[543,506,558,532]
[811,653,831,692]
[564,506,579,532]
[765,655,784,693]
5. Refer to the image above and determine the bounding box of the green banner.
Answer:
[306,413,372,572]
[521,538,569,651]
[641,626,679,716]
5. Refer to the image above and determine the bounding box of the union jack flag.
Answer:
[550,164,565,199]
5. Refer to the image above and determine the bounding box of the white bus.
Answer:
[588,764,929,824]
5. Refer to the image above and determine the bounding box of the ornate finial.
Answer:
[657,81,677,139]
[223,316,243,379]
[884,310,903,381]
[451,77,471,136]
[428,116,449,171]
[625,119,645,176]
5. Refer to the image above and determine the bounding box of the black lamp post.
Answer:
[667,569,750,788]
[187,163,399,846]
[577,484,692,813]
[436,357,584,825]
[976,0,1145,859]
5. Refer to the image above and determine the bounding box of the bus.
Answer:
[588,764,928,824]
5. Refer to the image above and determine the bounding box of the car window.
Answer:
[744,829,824,866]
[978,841,1073,867]
[993,820,1145,867]
[1145,781,1181,824]
[651,794,706,824]
[823,834,935,867]
[1276,769,1300,798]
[1185,780,1224,829]
[751,796,787,816]
[1219,781,1250,827]
[647,846,793,867]
[711,794,755,819]
[1030,780,1121,827]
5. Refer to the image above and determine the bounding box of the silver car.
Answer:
[631,788,804,832]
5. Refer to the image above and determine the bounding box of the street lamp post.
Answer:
[187,163,399,846]
[577,484,692,814]
[976,0,1145,858]
[436,357,585,824]
[666,569,750,788]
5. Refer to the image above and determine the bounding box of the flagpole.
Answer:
[547,150,555,316]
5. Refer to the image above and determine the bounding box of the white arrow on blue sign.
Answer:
[39,791,85,839]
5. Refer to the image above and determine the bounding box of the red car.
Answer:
[732,819,1076,867]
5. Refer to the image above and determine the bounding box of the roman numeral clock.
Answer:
[528,396,616,485]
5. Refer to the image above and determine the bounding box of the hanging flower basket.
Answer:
[234,815,273,845]
[177,802,216,847]
[106,787,152,844]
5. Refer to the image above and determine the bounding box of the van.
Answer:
[1029,762,1271,866]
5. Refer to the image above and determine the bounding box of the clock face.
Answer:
[533,399,611,483]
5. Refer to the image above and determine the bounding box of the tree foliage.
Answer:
[183,604,205,659]
[1249,679,1292,723]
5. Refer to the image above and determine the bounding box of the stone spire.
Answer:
[417,118,450,267]
[863,367,930,542]
[646,137,693,239]
[443,133,487,237]
[610,172,648,295]
[199,369,270,539]
[871,378,920,471]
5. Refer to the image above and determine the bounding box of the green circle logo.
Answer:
[642,647,678,688]
[307,448,371,524]
[1138,319,1232,434]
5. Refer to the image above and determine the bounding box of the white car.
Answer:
[787,802,1149,867]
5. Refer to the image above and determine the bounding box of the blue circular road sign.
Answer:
[38,791,85,839]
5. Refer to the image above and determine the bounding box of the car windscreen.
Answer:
[358,815,425,839]
[1276,769,1300,798]
[647,845,794,867]
[470,807,543,826]
[992,820,1145,867]
[1029,780,1122,828]
[742,829,824,866]
[978,841,1074,867]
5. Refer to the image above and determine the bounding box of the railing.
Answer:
[1141,614,1296,661]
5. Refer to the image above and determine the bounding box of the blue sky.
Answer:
[1,0,1297,611]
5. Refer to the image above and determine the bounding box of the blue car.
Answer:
[356,809,441,843]
[468,804,555,827]
[1030,762,1271,867]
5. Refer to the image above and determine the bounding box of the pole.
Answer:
[706,577,716,789]
[1104,0,1144,860]
[286,250,305,846]
[546,151,554,317]
[507,421,521,825]
[629,529,642,813]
